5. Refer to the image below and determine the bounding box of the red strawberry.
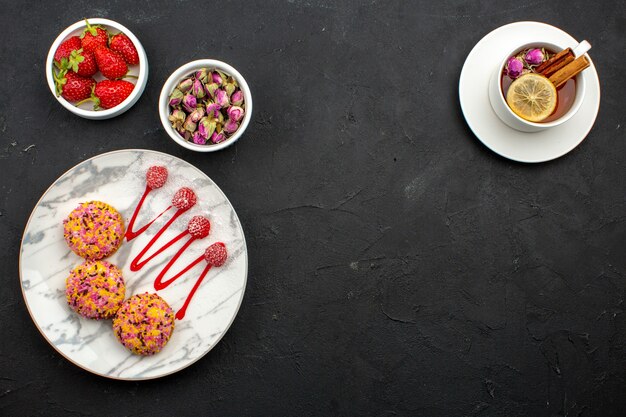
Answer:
[92,80,134,109]
[57,72,95,102]
[187,216,211,239]
[110,33,139,65]
[146,166,168,189]
[94,47,128,79]
[172,187,197,211]
[54,36,81,66]
[204,242,227,267]
[80,20,109,53]
[66,49,97,77]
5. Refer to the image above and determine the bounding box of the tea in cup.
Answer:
[488,40,591,132]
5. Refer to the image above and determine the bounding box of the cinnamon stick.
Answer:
[537,48,574,77]
[548,55,590,89]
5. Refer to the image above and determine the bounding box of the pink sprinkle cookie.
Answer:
[65,260,126,319]
[63,201,125,260]
[113,293,176,355]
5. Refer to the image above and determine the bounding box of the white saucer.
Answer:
[459,21,601,163]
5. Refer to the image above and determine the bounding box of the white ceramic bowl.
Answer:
[159,59,253,152]
[45,18,148,120]
[488,41,587,133]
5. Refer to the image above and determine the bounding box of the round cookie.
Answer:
[63,201,125,260]
[113,293,175,355]
[66,260,126,319]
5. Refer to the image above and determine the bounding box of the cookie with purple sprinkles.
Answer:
[63,201,125,260]
[65,260,126,319]
[112,293,176,355]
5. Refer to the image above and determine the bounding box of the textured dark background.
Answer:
[1,0,624,416]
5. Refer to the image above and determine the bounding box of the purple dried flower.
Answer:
[206,101,221,118]
[198,117,217,139]
[182,94,197,112]
[189,106,205,123]
[524,48,545,66]
[169,109,186,130]
[224,83,236,97]
[211,71,222,85]
[230,90,243,106]
[184,114,197,132]
[178,78,193,93]
[223,119,239,134]
[215,89,229,108]
[169,89,183,107]
[193,131,207,144]
[195,68,209,83]
[205,82,219,98]
[506,56,524,79]
[192,78,206,98]
[177,127,191,141]
[210,132,226,144]
[227,106,244,122]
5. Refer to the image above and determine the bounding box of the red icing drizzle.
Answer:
[127,175,228,320]
[129,225,187,271]
[125,185,172,242]
[176,263,212,320]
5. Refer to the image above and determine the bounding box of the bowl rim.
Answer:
[45,18,148,119]
[494,41,587,128]
[158,59,253,152]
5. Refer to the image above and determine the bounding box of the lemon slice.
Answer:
[506,73,557,122]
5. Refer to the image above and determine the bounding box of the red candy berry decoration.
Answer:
[187,216,211,238]
[172,187,197,211]
[146,166,168,189]
[204,242,227,267]
[110,33,139,65]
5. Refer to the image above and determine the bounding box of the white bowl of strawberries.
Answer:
[46,18,148,120]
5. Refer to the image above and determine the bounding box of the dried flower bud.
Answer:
[227,106,244,122]
[182,94,197,113]
[210,132,226,144]
[192,131,207,145]
[224,83,236,97]
[217,70,228,84]
[217,111,224,124]
[230,90,243,106]
[195,68,209,83]
[192,78,206,98]
[206,102,221,118]
[524,48,545,65]
[223,119,239,134]
[211,71,222,85]
[169,89,184,107]
[177,127,191,141]
[205,82,219,98]
[198,117,216,139]
[506,56,524,79]
[184,114,197,132]
[215,88,230,108]
[189,106,205,122]
[169,109,186,130]
[178,78,193,93]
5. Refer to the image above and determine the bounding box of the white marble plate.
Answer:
[459,21,601,163]
[19,149,248,380]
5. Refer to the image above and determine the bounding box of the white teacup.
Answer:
[488,41,589,133]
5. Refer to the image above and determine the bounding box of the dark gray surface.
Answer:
[1,1,624,416]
